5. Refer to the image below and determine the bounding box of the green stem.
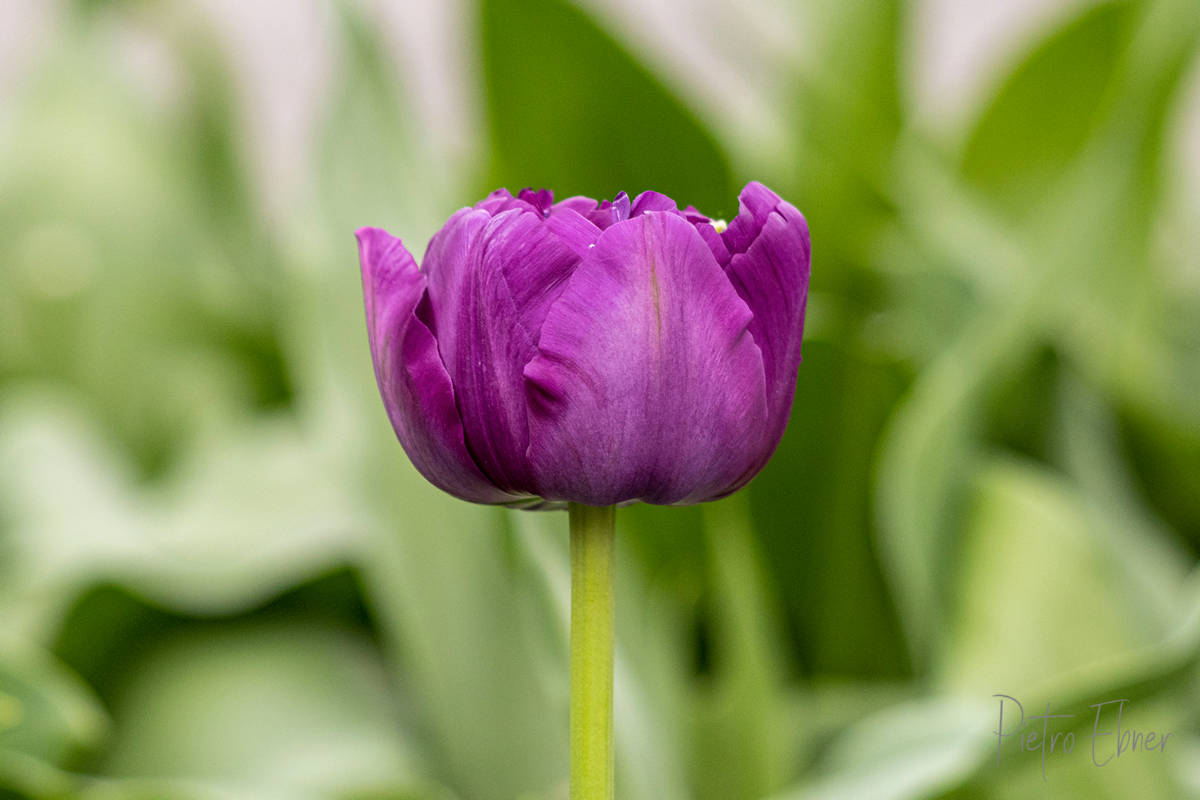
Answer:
[569,502,616,800]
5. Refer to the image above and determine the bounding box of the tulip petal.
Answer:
[722,180,781,256]
[424,208,582,492]
[629,190,678,216]
[723,192,811,465]
[525,212,769,506]
[587,191,631,229]
[630,191,729,265]
[517,187,554,215]
[356,227,511,504]
[552,195,601,216]
[693,219,731,267]
[545,207,604,259]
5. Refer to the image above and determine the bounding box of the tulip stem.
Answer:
[569,502,616,800]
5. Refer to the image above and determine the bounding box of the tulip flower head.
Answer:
[357,182,810,508]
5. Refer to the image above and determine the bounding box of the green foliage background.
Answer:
[1,0,1199,798]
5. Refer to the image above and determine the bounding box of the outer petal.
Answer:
[356,227,511,503]
[423,208,583,492]
[524,212,769,506]
[723,193,811,475]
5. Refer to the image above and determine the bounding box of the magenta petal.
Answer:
[587,191,632,229]
[424,208,582,491]
[722,181,781,256]
[551,195,600,216]
[629,192,728,264]
[524,212,769,506]
[693,220,731,267]
[518,187,554,215]
[724,196,811,470]
[474,188,542,217]
[545,207,604,259]
[629,190,678,216]
[356,227,511,504]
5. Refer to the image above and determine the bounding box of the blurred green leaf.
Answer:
[511,509,696,800]
[0,646,107,767]
[318,0,449,244]
[873,307,1026,666]
[939,457,1173,693]
[357,483,565,800]
[0,24,289,478]
[769,697,990,800]
[100,620,437,799]
[960,3,1133,216]
[788,0,901,277]
[750,339,910,679]
[691,496,791,800]
[0,390,365,638]
[1055,370,1189,621]
[480,0,734,212]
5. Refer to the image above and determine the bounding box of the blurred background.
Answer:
[1,0,1199,798]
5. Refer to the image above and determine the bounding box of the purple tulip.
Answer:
[357,182,810,508]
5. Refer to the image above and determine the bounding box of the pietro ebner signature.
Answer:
[993,694,1172,780]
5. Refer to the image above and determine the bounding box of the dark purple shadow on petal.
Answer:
[518,187,555,216]
[356,226,512,504]
[524,211,769,506]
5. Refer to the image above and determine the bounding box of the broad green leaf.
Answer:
[480,0,733,213]
[960,3,1132,214]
